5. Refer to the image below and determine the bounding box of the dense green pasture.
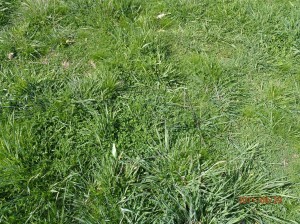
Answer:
[0,0,299,223]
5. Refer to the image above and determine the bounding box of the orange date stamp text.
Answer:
[239,196,282,204]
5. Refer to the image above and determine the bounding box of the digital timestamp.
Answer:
[239,196,282,204]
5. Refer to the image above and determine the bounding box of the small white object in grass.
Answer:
[156,13,170,19]
[112,143,117,158]
[8,52,14,60]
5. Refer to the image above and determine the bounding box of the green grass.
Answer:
[0,0,300,223]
